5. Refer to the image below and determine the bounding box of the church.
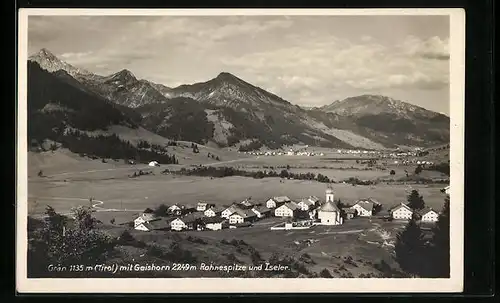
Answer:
[317,187,343,225]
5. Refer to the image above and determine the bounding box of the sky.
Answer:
[28,15,450,115]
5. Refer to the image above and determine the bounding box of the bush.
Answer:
[390,169,396,175]
[320,268,333,278]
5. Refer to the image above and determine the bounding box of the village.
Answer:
[116,184,448,234]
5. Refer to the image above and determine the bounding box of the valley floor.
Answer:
[26,149,449,278]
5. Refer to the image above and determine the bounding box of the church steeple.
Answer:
[325,186,334,203]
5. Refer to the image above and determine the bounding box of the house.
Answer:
[203,217,228,231]
[342,208,357,220]
[390,203,414,220]
[229,209,258,224]
[307,196,320,205]
[251,206,271,218]
[167,204,182,215]
[135,217,173,232]
[350,200,375,217]
[317,201,343,225]
[419,207,439,223]
[221,205,240,219]
[266,196,291,209]
[171,212,205,231]
[170,218,187,231]
[196,202,211,212]
[274,202,299,217]
[133,210,156,227]
[238,199,254,209]
[297,198,316,211]
[148,161,159,167]
[204,206,225,217]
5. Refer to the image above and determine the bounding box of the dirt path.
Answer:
[29,196,144,218]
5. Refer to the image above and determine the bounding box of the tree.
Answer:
[394,218,426,276]
[407,190,425,210]
[28,206,116,277]
[320,268,333,278]
[390,169,396,175]
[426,197,450,277]
[153,204,169,217]
[414,164,423,175]
[37,170,44,177]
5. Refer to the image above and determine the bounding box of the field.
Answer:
[27,148,448,278]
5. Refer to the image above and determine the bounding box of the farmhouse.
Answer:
[350,200,375,217]
[204,206,225,217]
[317,201,343,225]
[419,207,439,223]
[167,204,182,215]
[135,218,173,232]
[171,212,205,231]
[297,198,316,211]
[390,203,414,220]
[134,210,156,227]
[274,202,299,217]
[229,209,258,224]
[203,217,228,231]
[238,199,254,209]
[251,206,271,218]
[221,205,240,219]
[196,202,215,212]
[266,196,291,209]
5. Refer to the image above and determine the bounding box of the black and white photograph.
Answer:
[17,9,465,293]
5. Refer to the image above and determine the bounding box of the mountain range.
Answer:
[28,48,450,150]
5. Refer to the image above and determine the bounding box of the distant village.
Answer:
[113,185,450,233]
[240,147,435,166]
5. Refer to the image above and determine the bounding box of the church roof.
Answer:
[325,188,334,194]
[319,201,340,212]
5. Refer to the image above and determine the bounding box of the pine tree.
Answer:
[394,218,426,276]
[427,197,450,277]
[407,190,425,210]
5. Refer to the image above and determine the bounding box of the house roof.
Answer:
[308,196,320,202]
[391,203,413,212]
[272,196,291,203]
[180,212,205,223]
[231,208,257,218]
[280,202,299,211]
[253,206,271,213]
[354,200,374,212]
[342,208,356,214]
[202,217,226,224]
[197,202,208,206]
[418,207,438,216]
[319,201,340,212]
[145,218,175,230]
[299,199,315,206]
[238,200,254,208]
[206,206,225,213]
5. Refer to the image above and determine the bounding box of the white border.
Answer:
[16,8,465,293]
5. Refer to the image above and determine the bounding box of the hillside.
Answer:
[312,95,450,148]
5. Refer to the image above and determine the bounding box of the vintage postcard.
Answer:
[17,8,465,293]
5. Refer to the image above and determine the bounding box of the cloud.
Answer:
[401,35,450,60]
[220,33,449,100]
